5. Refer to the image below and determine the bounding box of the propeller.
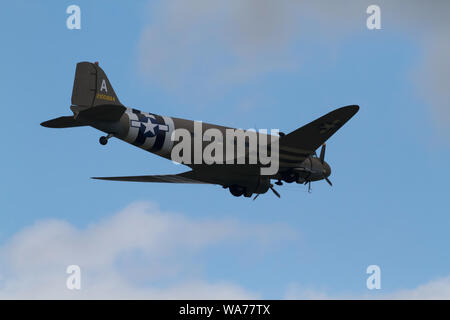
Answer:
[254,143,331,199]
[270,184,281,198]
[319,143,326,164]
[253,183,281,200]
[319,143,333,187]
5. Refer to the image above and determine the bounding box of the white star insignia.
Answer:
[142,119,159,135]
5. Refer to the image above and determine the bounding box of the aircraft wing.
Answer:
[279,105,359,167]
[92,165,262,186]
[92,170,212,184]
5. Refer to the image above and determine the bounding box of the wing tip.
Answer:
[340,104,359,113]
[40,120,54,128]
[330,105,359,120]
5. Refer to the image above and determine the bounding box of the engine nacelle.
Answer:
[229,176,270,197]
[293,157,331,182]
[249,176,271,194]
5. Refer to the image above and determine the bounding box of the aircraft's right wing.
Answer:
[92,164,263,186]
[92,170,212,184]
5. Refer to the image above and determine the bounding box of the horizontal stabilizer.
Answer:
[71,104,126,122]
[40,116,87,128]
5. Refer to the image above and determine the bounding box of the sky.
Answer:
[1,0,450,299]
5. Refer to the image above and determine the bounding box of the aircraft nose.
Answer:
[323,161,331,178]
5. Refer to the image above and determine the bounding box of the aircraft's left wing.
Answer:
[278,105,359,167]
[92,170,211,184]
[281,105,359,152]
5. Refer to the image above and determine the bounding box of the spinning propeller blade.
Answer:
[319,143,332,187]
[319,143,326,164]
[269,184,281,198]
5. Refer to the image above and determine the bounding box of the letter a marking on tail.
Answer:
[100,79,108,93]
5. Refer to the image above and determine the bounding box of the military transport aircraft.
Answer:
[41,62,359,199]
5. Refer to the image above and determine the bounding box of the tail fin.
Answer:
[71,62,123,108]
[41,62,125,128]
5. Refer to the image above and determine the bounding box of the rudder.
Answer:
[71,62,122,108]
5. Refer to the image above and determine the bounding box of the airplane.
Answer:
[41,62,359,199]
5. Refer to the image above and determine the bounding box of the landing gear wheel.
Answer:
[229,185,245,197]
[99,133,114,145]
[99,136,108,145]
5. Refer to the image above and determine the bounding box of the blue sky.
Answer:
[1,1,450,299]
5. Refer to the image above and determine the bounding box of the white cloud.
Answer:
[138,0,303,92]
[3,200,450,299]
[285,283,334,300]
[285,276,450,300]
[388,277,450,300]
[0,202,295,299]
[137,0,450,135]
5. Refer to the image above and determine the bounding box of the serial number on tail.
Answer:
[96,93,116,102]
